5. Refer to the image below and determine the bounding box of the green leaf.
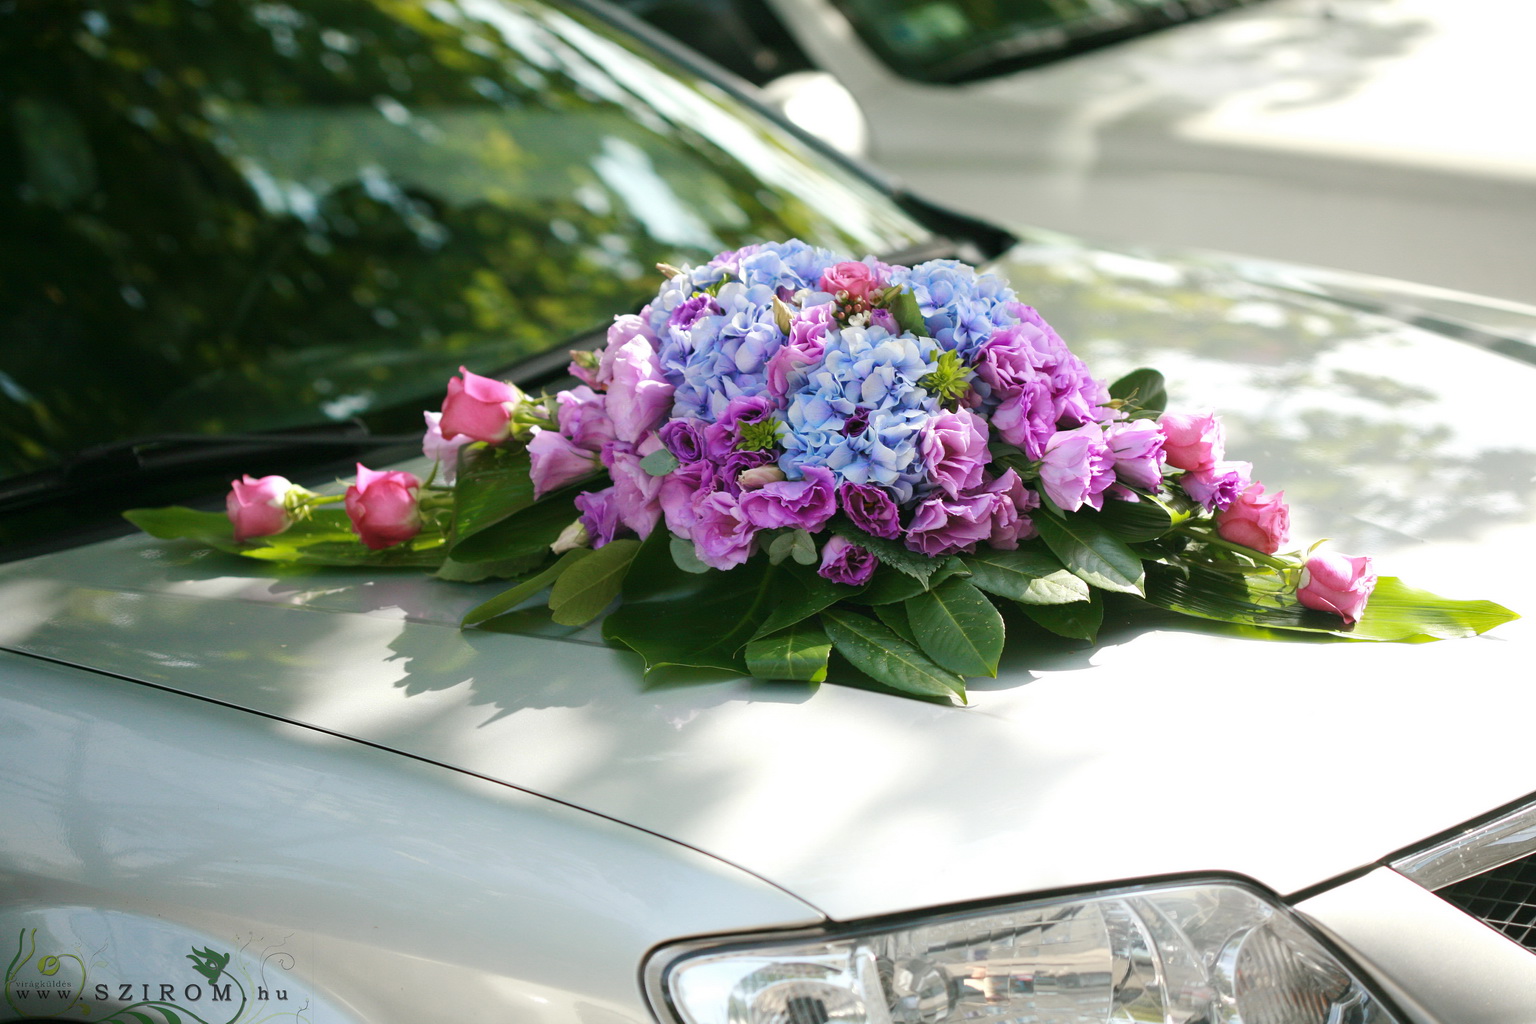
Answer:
[827,518,944,584]
[790,528,817,565]
[822,607,965,701]
[874,602,917,646]
[1109,368,1168,417]
[449,445,536,545]
[1034,511,1146,595]
[621,527,699,601]
[435,552,548,582]
[549,539,640,625]
[461,548,591,626]
[888,287,929,337]
[751,560,860,639]
[1093,492,1188,543]
[905,579,1005,677]
[603,559,779,675]
[447,486,582,562]
[1022,592,1103,640]
[962,546,1090,605]
[1144,562,1519,641]
[639,447,680,477]
[854,565,928,605]
[123,506,445,567]
[746,621,832,682]
[670,535,711,574]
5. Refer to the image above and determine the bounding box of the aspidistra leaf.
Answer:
[905,579,1004,677]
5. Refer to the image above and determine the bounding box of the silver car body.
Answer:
[4,237,1535,1022]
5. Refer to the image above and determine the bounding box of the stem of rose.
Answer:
[1175,522,1292,572]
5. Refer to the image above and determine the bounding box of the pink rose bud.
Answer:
[1159,411,1224,474]
[344,464,423,550]
[819,260,881,300]
[737,466,787,490]
[226,474,297,542]
[439,366,522,443]
[1298,551,1377,625]
[1216,483,1290,554]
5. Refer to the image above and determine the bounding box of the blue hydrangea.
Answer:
[778,324,941,503]
[894,259,1021,359]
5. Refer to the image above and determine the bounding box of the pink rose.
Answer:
[344,465,422,550]
[440,367,521,443]
[1216,483,1290,554]
[1159,411,1224,474]
[1298,552,1377,625]
[819,260,882,300]
[226,474,297,542]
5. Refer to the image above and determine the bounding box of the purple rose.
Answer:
[920,407,990,498]
[739,464,837,532]
[1039,423,1116,512]
[818,535,877,586]
[839,481,901,539]
[1181,460,1252,512]
[1105,419,1166,491]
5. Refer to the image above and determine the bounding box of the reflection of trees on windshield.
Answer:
[999,248,1536,551]
[0,0,922,479]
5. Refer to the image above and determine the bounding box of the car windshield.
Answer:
[0,0,935,492]
[827,0,1260,83]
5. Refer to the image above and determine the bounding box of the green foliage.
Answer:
[1021,592,1103,641]
[123,505,444,567]
[821,608,966,701]
[549,539,639,625]
[746,622,832,683]
[962,546,1089,605]
[1034,510,1146,595]
[1108,368,1168,417]
[905,579,1004,677]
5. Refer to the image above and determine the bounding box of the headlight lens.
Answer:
[648,882,1397,1024]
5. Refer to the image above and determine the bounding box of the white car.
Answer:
[2,1,1534,1023]
[620,0,1536,308]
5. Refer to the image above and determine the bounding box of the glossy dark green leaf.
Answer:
[962,546,1089,605]
[447,486,581,562]
[746,621,832,682]
[1109,368,1168,417]
[622,526,699,601]
[827,518,944,584]
[1034,511,1145,595]
[821,608,965,701]
[461,548,589,625]
[751,560,860,639]
[854,565,929,605]
[1021,591,1103,640]
[124,506,445,567]
[603,559,778,675]
[874,602,917,646]
[449,445,536,544]
[1093,492,1188,543]
[549,539,640,625]
[905,579,1005,677]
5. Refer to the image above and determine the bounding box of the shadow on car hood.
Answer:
[3,240,1533,922]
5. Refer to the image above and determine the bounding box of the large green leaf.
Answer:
[963,546,1089,605]
[874,601,917,646]
[449,444,537,546]
[1145,562,1518,641]
[1093,492,1189,543]
[603,559,778,675]
[1034,511,1146,595]
[124,506,445,567]
[751,561,861,640]
[746,621,832,682]
[1022,592,1103,641]
[821,608,965,701]
[447,486,582,562]
[905,579,1005,677]
[549,539,640,625]
[853,566,929,605]
[461,549,590,626]
[1108,368,1168,417]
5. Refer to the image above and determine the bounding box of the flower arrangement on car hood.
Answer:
[130,241,1517,701]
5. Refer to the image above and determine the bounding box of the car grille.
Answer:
[1433,853,1536,952]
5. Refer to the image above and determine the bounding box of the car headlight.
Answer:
[645,881,1398,1024]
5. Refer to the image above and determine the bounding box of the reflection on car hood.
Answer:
[3,239,1533,923]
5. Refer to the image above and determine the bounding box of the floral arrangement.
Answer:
[131,241,1516,701]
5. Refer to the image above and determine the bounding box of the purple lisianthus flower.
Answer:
[839,481,901,539]
[422,410,472,486]
[659,418,707,463]
[920,407,990,499]
[575,487,623,548]
[555,385,616,452]
[980,469,1039,550]
[528,428,599,498]
[818,535,877,586]
[703,394,779,461]
[691,491,758,570]
[606,335,674,443]
[738,464,837,532]
[1181,460,1253,512]
[658,460,714,541]
[1039,423,1116,512]
[1105,418,1166,491]
[597,314,659,389]
[904,489,999,557]
[607,435,665,539]
[989,379,1057,460]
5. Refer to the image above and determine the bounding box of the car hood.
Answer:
[3,240,1534,923]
